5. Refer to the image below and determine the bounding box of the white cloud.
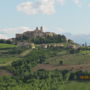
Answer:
[17,0,55,15]
[0,27,33,39]
[17,0,84,15]
[17,2,38,15]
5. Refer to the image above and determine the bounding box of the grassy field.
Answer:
[20,49,32,57]
[0,56,21,66]
[0,43,17,48]
[46,50,90,65]
[58,81,90,90]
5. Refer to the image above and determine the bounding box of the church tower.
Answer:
[36,27,39,31]
[40,26,43,32]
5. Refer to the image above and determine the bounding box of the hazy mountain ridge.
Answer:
[63,33,90,45]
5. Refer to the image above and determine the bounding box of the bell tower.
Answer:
[40,26,43,32]
[36,27,39,31]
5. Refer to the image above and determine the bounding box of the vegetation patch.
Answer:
[0,43,17,49]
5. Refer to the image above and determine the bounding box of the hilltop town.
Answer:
[16,26,56,40]
[8,26,79,49]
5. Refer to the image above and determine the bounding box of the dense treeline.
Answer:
[31,35,67,44]
[0,39,12,44]
[15,34,68,44]
[8,49,48,80]
[0,70,90,90]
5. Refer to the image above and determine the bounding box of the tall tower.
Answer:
[36,27,39,31]
[40,26,43,32]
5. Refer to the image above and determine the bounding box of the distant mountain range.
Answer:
[63,33,90,46]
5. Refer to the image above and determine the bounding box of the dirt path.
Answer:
[32,64,90,72]
[0,66,13,76]
[0,69,12,76]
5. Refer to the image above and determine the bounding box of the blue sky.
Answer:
[0,0,90,38]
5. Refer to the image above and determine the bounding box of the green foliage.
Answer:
[0,44,90,90]
[0,57,20,65]
[0,70,90,90]
[0,76,17,90]
[59,61,64,65]
[31,35,67,44]
[0,39,12,44]
[69,49,80,54]
[0,43,16,49]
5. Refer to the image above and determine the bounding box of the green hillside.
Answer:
[0,43,17,48]
[0,38,89,90]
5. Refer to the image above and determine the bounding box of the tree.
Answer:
[39,56,46,64]
[68,39,73,43]
[59,61,63,65]
[0,76,17,90]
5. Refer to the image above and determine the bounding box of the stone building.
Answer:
[30,43,35,49]
[17,41,30,48]
[17,41,35,49]
[16,26,56,40]
[40,44,48,49]
[68,44,79,49]
[47,43,64,48]
[16,26,45,40]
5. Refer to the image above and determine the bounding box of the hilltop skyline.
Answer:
[0,0,90,39]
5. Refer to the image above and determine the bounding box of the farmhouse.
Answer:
[40,44,48,49]
[17,41,35,49]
